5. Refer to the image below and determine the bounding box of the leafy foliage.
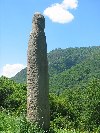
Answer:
[0,76,26,113]
[49,79,100,131]
[0,76,100,132]
[0,46,100,132]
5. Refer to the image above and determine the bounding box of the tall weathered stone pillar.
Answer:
[27,13,50,130]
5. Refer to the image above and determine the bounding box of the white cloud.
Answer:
[1,64,26,78]
[62,0,78,9]
[43,0,78,24]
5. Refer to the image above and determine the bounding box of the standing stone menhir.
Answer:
[27,12,50,130]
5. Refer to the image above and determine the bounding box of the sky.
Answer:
[0,0,100,78]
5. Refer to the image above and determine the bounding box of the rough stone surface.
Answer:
[27,13,50,130]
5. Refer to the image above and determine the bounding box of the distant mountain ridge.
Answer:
[11,46,100,92]
[11,68,27,83]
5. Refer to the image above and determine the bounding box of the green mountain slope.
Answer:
[50,53,100,93]
[11,68,26,83]
[48,46,100,76]
[11,46,100,87]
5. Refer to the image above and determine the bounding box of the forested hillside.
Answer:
[48,46,100,76]
[11,68,27,83]
[0,46,100,132]
[50,52,100,93]
[11,46,100,92]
